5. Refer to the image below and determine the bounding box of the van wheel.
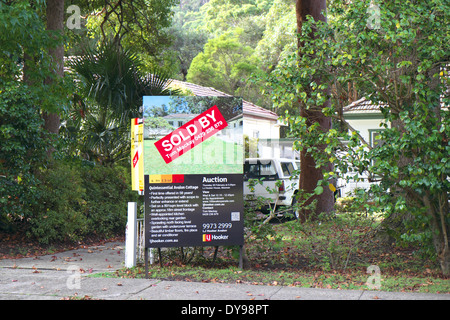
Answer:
[291,195,300,220]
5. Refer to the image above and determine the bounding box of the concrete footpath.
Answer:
[0,241,449,301]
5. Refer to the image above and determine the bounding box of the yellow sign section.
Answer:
[149,174,162,184]
[131,118,144,191]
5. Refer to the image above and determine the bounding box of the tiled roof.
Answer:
[163,114,198,119]
[343,97,383,113]
[344,95,448,113]
[170,80,279,121]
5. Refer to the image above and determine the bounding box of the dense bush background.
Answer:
[0,85,48,234]
[0,86,138,243]
[29,161,138,244]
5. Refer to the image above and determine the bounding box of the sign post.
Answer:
[142,96,244,270]
[125,202,137,268]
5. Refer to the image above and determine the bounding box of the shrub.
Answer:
[28,160,138,244]
[0,84,48,232]
[81,164,137,237]
[30,163,87,244]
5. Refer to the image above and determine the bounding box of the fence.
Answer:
[137,218,145,263]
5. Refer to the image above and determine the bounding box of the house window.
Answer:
[239,120,243,126]
[178,121,183,127]
[168,121,174,126]
[369,129,385,148]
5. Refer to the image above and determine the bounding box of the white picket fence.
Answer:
[136,218,145,263]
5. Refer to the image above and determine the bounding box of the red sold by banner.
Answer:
[154,105,228,164]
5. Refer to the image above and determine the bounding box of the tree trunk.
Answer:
[44,0,65,134]
[296,0,334,219]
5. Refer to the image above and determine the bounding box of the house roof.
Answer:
[344,95,448,116]
[170,80,279,121]
[163,114,198,119]
[343,97,384,114]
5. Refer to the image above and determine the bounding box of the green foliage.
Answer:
[243,178,290,250]
[264,0,450,273]
[254,0,296,73]
[187,28,260,99]
[177,0,295,108]
[30,163,87,244]
[292,212,379,271]
[81,164,137,237]
[64,41,180,165]
[0,0,178,243]
[197,0,270,36]
[82,0,179,69]
[29,160,138,244]
[0,1,71,114]
[0,84,48,232]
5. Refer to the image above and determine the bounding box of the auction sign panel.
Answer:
[143,96,244,248]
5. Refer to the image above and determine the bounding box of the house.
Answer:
[339,97,389,196]
[164,113,198,129]
[343,97,389,147]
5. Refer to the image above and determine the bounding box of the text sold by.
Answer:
[154,105,228,164]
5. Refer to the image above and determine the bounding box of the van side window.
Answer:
[281,162,295,177]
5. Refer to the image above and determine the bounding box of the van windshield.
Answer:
[244,161,278,180]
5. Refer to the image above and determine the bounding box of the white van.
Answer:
[243,158,299,213]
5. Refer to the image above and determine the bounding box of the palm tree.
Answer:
[64,41,179,165]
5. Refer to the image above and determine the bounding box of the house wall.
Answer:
[339,113,390,197]
[243,117,279,140]
[345,116,389,145]
[243,117,280,158]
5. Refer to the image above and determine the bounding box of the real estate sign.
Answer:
[143,96,244,248]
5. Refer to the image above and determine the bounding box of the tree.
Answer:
[265,0,450,274]
[81,0,178,69]
[187,28,260,101]
[0,0,70,232]
[66,41,180,165]
[196,0,270,38]
[166,25,208,81]
[43,0,65,134]
[255,0,297,74]
[295,0,334,218]
[1,0,69,136]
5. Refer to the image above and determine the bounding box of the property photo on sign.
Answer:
[143,96,244,249]
[142,96,244,175]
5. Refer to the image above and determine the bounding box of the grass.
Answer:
[143,136,243,175]
[3,210,447,294]
[94,263,449,294]
[96,216,450,294]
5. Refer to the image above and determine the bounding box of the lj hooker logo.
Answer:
[203,234,229,242]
